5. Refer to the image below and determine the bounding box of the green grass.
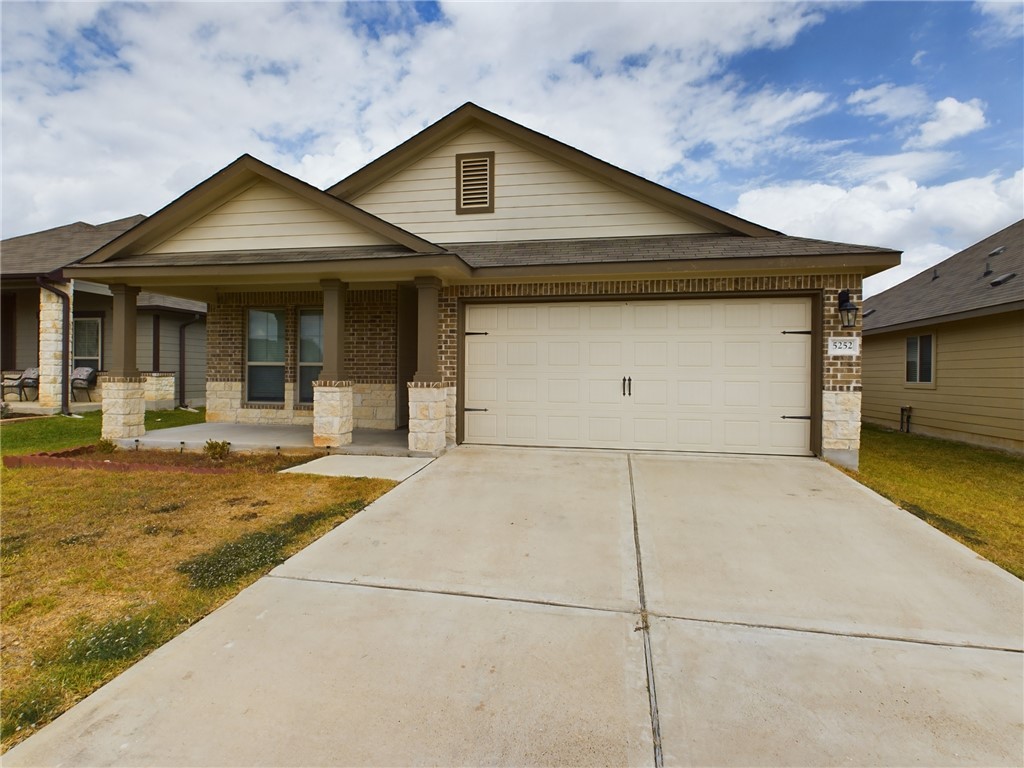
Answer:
[0,408,206,456]
[850,424,1024,579]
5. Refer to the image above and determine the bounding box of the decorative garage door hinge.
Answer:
[781,330,813,335]
[465,407,489,412]
[465,331,489,336]
[781,415,812,420]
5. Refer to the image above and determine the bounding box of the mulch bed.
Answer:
[1,446,316,474]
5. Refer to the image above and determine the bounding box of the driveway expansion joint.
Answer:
[647,611,1024,654]
[628,453,664,768]
[267,573,641,617]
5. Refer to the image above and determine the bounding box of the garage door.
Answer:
[463,298,813,455]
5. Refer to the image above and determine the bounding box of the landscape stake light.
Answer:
[838,290,859,329]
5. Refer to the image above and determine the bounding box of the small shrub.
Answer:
[203,440,230,461]
[0,402,11,420]
[94,438,118,454]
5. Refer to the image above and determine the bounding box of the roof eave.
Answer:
[863,300,1024,335]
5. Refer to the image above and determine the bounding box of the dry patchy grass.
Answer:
[848,425,1024,580]
[0,462,395,750]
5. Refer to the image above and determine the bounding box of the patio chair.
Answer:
[2,367,40,401]
[70,367,98,401]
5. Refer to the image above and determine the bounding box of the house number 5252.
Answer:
[827,337,861,356]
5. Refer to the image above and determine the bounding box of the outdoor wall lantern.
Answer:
[837,289,859,329]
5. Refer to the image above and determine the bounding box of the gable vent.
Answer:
[456,152,495,214]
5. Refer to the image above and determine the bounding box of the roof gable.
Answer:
[327,102,777,240]
[82,155,441,264]
[863,219,1024,332]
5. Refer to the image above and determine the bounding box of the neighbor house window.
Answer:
[247,309,285,402]
[73,317,102,370]
[906,334,934,384]
[298,309,323,404]
[455,151,495,214]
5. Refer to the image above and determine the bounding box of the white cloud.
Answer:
[972,1,1024,43]
[1,1,835,236]
[847,83,931,121]
[905,97,987,149]
[732,168,1024,296]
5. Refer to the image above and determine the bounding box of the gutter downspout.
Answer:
[178,314,202,408]
[36,275,71,416]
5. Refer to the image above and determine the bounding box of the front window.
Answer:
[906,334,934,384]
[247,309,285,402]
[73,317,102,370]
[298,310,323,403]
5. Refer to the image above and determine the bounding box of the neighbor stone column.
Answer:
[144,372,176,411]
[821,390,861,470]
[37,283,71,407]
[313,380,353,447]
[101,375,146,440]
[408,382,447,456]
[445,385,457,446]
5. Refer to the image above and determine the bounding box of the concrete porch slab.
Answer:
[280,454,434,481]
[651,617,1023,767]
[632,453,1024,650]
[2,577,653,768]
[274,445,640,612]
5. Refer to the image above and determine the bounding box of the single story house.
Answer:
[1,217,207,412]
[64,103,900,468]
[862,219,1023,453]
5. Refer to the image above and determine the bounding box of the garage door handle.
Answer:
[622,377,627,397]
[627,377,632,397]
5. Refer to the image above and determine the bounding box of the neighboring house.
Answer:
[0,217,207,411]
[65,103,900,467]
[862,220,1023,454]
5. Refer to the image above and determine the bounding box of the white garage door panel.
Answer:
[464,299,812,455]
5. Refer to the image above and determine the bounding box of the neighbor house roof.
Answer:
[1,215,146,277]
[327,102,778,238]
[1,215,206,315]
[863,219,1024,334]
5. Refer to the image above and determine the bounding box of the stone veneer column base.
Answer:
[313,381,354,447]
[408,382,447,456]
[101,376,146,440]
[37,284,71,407]
[822,390,861,471]
[144,372,176,411]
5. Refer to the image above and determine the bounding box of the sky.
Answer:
[1,1,1022,297]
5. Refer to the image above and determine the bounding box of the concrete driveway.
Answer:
[5,447,1022,767]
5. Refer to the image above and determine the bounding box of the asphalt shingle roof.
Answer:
[1,216,206,315]
[863,219,1024,332]
[1,215,146,276]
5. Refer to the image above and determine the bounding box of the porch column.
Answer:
[102,284,145,441]
[108,284,140,377]
[37,282,72,407]
[319,279,347,380]
[412,276,441,382]
[408,276,446,455]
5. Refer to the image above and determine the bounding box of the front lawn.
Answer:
[0,412,395,751]
[849,424,1024,580]
[0,407,206,456]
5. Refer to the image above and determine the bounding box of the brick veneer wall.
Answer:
[437,275,863,392]
[206,289,397,425]
[209,290,397,385]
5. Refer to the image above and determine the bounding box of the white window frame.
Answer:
[297,308,323,404]
[73,317,102,371]
[905,333,935,385]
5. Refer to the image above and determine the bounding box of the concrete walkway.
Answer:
[5,447,1022,766]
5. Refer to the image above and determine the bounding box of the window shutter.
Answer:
[456,152,495,214]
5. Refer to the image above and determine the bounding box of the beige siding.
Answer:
[351,127,718,243]
[862,311,1024,452]
[183,320,206,405]
[148,181,393,253]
